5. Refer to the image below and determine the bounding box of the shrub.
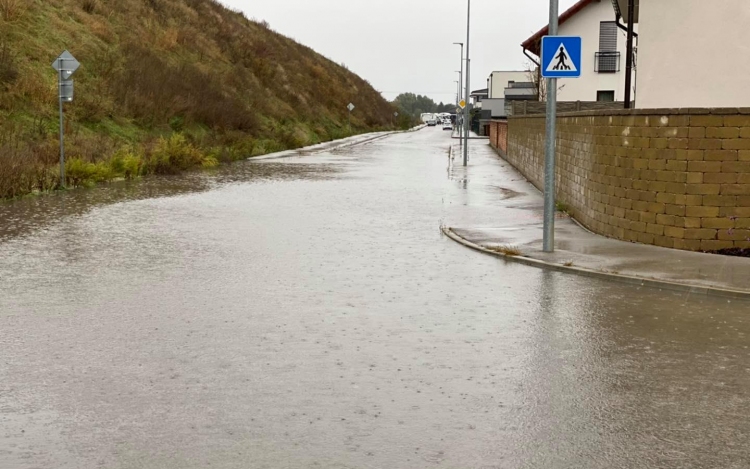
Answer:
[147,133,204,174]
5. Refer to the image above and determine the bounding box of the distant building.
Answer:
[522,0,636,103]
[618,0,750,108]
[483,71,538,119]
[470,88,488,109]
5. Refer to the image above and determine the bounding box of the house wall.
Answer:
[637,0,750,109]
[488,71,529,99]
[503,109,750,252]
[554,0,636,102]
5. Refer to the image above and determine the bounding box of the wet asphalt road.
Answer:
[1,129,749,469]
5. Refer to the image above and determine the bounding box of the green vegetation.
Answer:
[392,93,457,119]
[0,0,414,198]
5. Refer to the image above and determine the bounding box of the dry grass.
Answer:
[487,245,523,256]
[0,0,23,21]
[563,261,574,267]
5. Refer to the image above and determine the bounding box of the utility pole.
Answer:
[543,0,559,252]
[463,0,471,167]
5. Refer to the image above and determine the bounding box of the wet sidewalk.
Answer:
[443,139,750,298]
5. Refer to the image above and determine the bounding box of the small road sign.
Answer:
[51,50,80,78]
[347,103,355,112]
[458,100,466,109]
[541,36,582,78]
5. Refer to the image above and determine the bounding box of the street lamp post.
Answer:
[463,0,471,166]
[453,42,463,140]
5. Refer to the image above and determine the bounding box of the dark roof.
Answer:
[470,88,489,97]
[521,0,598,57]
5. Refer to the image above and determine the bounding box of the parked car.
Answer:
[442,120,453,130]
[427,119,437,126]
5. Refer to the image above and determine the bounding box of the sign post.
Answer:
[540,22,581,252]
[347,103,355,133]
[51,50,80,188]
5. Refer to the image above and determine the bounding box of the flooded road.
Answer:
[1,129,749,468]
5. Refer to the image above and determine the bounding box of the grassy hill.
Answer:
[0,0,409,198]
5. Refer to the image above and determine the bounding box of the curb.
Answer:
[442,227,750,300]
[250,126,424,161]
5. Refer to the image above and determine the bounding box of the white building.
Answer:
[623,0,750,108]
[521,0,636,103]
[488,71,531,99]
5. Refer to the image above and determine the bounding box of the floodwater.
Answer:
[1,129,749,469]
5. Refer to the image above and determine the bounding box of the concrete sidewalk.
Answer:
[443,140,750,298]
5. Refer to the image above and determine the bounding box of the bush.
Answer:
[147,133,204,174]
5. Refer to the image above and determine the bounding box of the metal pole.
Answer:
[453,42,464,142]
[58,60,66,188]
[624,0,635,108]
[348,109,351,133]
[543,0,559,253]
[463,0,470,166]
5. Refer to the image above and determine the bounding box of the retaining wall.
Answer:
[504,109,750,251]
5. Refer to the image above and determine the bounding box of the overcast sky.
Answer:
[218,0,579,104]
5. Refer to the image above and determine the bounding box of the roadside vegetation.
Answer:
[0,0,414,199]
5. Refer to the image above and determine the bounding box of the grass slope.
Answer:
[0,0,407,198]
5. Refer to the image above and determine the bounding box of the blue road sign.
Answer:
[541,36,582,78]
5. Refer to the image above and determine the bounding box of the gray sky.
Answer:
[218,0,579,104]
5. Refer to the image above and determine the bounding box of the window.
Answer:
[597,90,615,102]
[596,21,620,73]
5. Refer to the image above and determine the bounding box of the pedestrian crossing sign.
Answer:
[541,36,582,78]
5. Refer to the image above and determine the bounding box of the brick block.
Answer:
[648,202,667,214]
[656,193,676,204]
[648,159,666,170]
[701,240,735,251]
[719,207,750,217]
[684,195,704,206]
[739,151,750,161]
[707,127,740,139]
[656,214,676,225]
[685,172,703,183]
[686,184,721,195]
[684,217,702,228]
[666,160,688,171]
[640,211,657,224]
[691,115,724,127]
[630,221,647,233]
[647,223,665,235]
[653,236,675,248]
[704,173,739,184]
[690,139,723,150]
[664,226,686,238]
[666,204,686,216]
[702,218,735,229]
[669,138,689,149]
[684,228,718,240]
[688,161,722,172]
[701,196,737,209]
[740,127,750,139]
[723,139,750,150]
[688,127,706,139]
[704,150,738,161]
[735,218,750,229]
[723,162,750,173]
[674,239,703,251]
[686,150,705,161]
[718,229,750,241]
[721,184,750,195]
[651,138,668,149]
[665,182,687,194]
[686,206,720,217]
[724,115,750,127]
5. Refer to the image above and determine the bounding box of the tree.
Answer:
[392,93,456,118]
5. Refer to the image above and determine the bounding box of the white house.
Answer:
[521,0,636,103]
[622,0,750,108]
[488,71,531,99]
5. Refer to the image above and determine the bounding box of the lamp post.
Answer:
[543,0,559,252]
[453,42,464,140]
[463,0,471,167]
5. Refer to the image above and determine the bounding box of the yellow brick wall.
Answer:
[506,110,750,251]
